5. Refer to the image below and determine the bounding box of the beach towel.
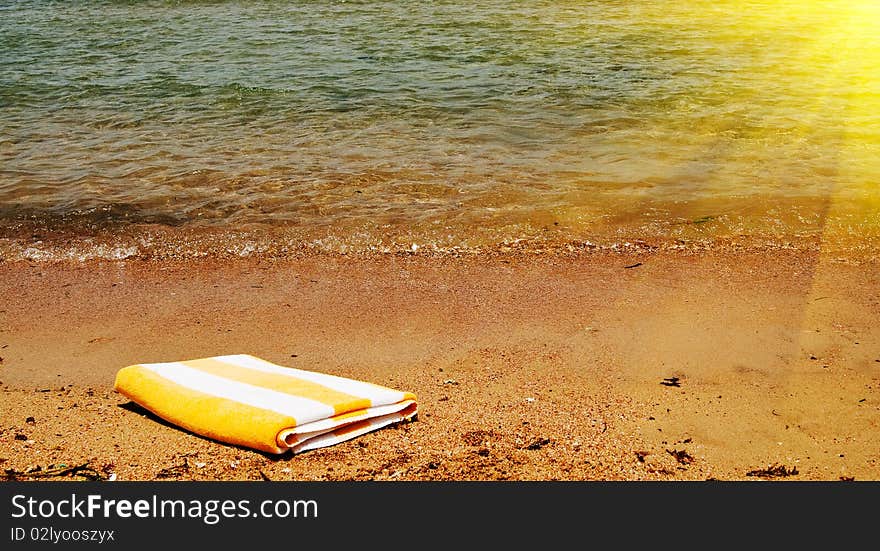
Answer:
[114,354,417,454]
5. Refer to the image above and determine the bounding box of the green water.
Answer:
[1,0,878,258]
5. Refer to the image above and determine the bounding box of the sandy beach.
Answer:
[1,244,878,481]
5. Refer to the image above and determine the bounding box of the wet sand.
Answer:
[1,246,878,481]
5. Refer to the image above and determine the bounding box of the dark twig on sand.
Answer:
[746,463,799,478]
[155,457,190,479]
[522,437,551,451]
[666,449,694,465]
[3,462,105,481]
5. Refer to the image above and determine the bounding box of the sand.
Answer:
[1,246,878,481]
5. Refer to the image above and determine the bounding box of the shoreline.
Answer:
[1,247,878,481]
[3,190,879,263]
[3,228,879,264]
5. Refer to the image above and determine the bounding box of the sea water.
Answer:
[1,0,878,258]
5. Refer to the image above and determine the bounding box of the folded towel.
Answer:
[114,354,417,454]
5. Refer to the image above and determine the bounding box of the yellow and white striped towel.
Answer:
[114,354,417,454]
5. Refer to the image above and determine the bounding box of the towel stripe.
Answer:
[180,357,371,415]
[142,362,335,423]
[215,354,410,405]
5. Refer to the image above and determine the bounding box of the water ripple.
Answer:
[1,0,878,253]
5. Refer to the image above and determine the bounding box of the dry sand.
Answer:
[1,246,878,481]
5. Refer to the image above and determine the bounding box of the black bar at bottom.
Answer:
[1,481,875,547]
